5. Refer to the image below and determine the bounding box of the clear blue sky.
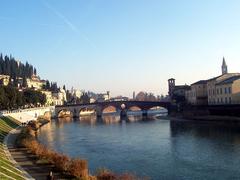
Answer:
[1,0,240,97]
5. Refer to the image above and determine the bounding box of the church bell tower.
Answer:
[222,57,228,75]
[168,78,175,98]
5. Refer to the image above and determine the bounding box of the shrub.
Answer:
[54,154,71,172]
[35,144,48,158]
[117,173,138,180]
[96,168,116,180]
[44,150,57,164]
[28,140,39,154]
[69,158,88,178]
[88,175,97,180]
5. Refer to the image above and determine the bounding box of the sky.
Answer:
[1,0,240,97]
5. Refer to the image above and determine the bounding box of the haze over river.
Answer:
[38,112,240,180]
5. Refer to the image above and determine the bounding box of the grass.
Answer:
[0,116,25,180]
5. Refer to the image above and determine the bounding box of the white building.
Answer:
[52,88,67,105]
[71,88,83,99]
[26,75,46,90]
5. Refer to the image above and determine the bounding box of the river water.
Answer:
[38,113,240,180]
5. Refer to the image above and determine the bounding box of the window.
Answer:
[220,88,222,94]
[217,98,219,104]
[228,87,232,94]
[225,88,227,94]
[221,98,223,103]
[225,97,228,104]
[229,97,232,104]
[217,89,219,95]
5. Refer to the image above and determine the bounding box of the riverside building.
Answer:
[185,58,240,105]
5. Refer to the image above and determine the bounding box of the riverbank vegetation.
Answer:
[0,85,46,110]
[17,120,144,180]
[0,116,26,180]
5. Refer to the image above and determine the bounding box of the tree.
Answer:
[23,89,46,107]
[50,82,58,92]
[34,68,37,75]
[45,80,50,90]
[0,86,8,109]
[80,93,90,104]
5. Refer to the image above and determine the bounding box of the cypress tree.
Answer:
[34,68,37,75]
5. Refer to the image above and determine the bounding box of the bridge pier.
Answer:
[120,110,127,119]
[96,111,103,118]
[142,110,148,118]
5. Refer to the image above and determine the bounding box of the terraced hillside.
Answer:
[0,116,26,180]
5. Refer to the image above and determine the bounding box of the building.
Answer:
[71,88,83,99]
[52,88,67,106]
[0,75,10,86]
[222,57,228,75]
[133,91,136,100]
[96,91,110,102]
[185,80,208,105]
[110,96,129,101]
[186,57,240,105]
[27,75,46,90]
[90,98,96,103]
[168,78,190,102]
[41,90,54,106]
[16,77,23,88]
[207,73,240,105]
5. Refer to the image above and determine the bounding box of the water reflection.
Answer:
[170,120,240,142]
[79,115,97,125]
[54,117,74,128]
[77,113,162,125]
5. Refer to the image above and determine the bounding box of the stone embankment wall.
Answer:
[170,104,240,118]
[0,106,55,123]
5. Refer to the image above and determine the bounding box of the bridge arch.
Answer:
[128,106,142,112]
[43,111,52,120]
[147,106,168,115]
[102,105,118,114]
[79,107,96,116]
[57,109,73,118]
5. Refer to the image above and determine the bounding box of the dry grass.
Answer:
[96,168,145,180]
[69,158,88,178]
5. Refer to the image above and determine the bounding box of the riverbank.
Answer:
[163,114,240,124]
[7,127,70,179]
[4,116,73,179]
[14,117,143,180]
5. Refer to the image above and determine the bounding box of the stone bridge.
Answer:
[55,101,171,118]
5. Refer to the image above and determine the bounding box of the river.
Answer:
[37,112,240,180]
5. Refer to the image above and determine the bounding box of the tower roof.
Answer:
[222,57,227,66]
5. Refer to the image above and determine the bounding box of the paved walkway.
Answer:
[6,128,71,180]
